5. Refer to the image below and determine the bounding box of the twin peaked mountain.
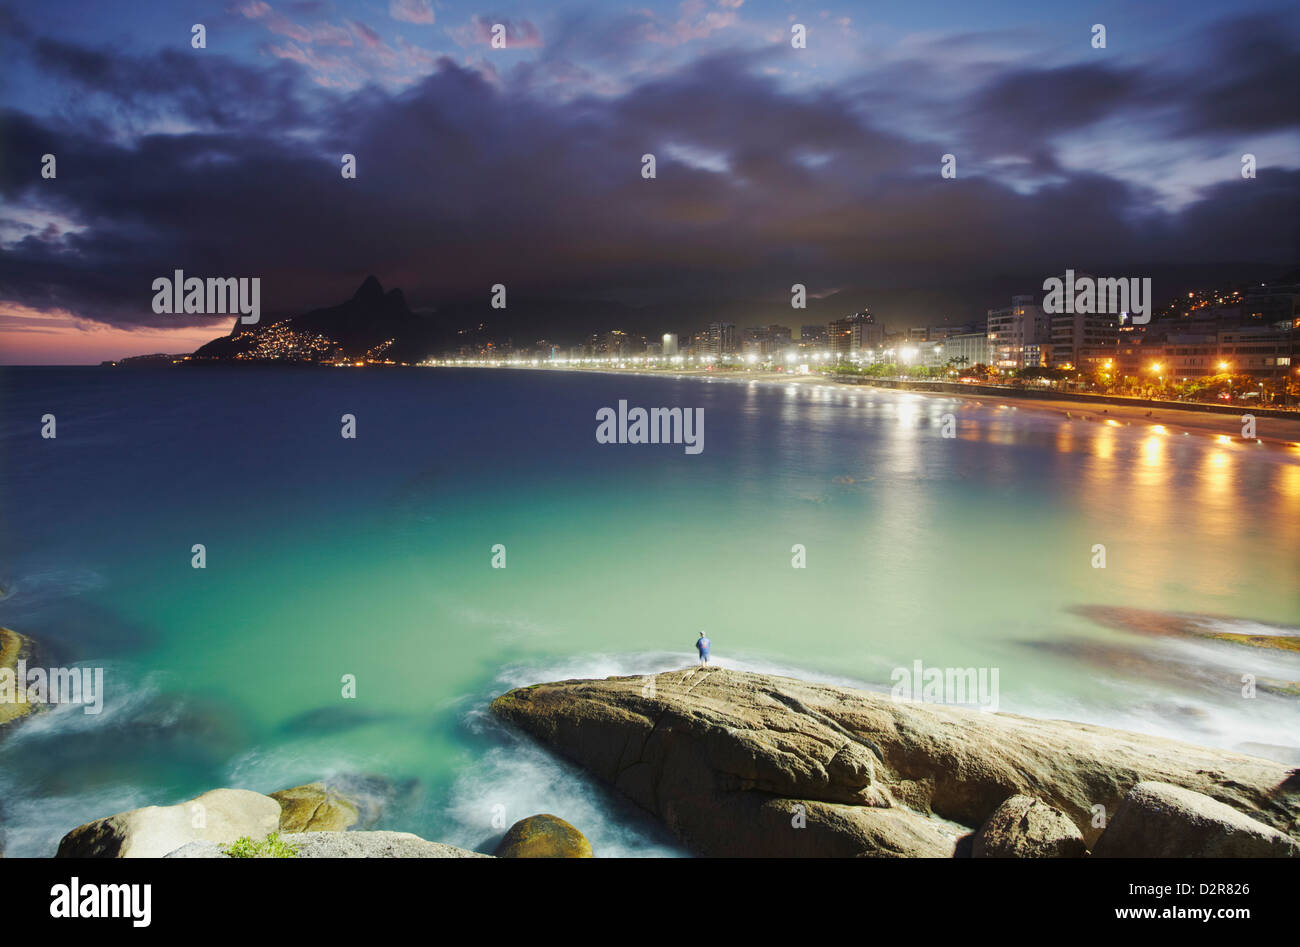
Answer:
[190,275,652,364]
[193,275,442,364]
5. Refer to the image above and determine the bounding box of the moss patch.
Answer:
[222,832,299,858]
[1210,633,1300,653]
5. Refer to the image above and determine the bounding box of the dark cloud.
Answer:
[965,62,1147,145]
[29,37,314,133]
[956,11,1300,151]
[1172,14,1300,135]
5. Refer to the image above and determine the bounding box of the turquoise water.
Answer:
[1,366,1298,856]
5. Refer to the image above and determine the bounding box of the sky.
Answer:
[1,0,1298,363]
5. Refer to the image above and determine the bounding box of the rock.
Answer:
[972,795,1087,858]
[490,668,1300,856]
[329,773,406,827]
[493,814,593,858]
[730,796,962,858]
[1070,605,1300,654]
[270,773,400,832]
[165,831,490,858]
[163,842,231,858]
[57,788,281,858]
[271,782,361,832]
[1092,782,1300,858]
[0,627,42,731]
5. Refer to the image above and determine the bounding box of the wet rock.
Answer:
[493,814,593,858]
[324,773,405,828]
[1070,605,1300,654]
[270,783,361,833]
[269,773,403,832]
[0,627,42,731]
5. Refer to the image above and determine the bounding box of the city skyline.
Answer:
[136,268,1295,395]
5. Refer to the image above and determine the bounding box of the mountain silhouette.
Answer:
[193,275,445,363]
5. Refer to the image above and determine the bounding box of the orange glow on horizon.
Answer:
[0,301,227,365]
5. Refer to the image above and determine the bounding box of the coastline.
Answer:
[856,383,1300,445]
[462,364,1300,447]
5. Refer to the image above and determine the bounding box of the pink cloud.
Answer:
[240,1,443,87]
[451,15,544,49]
[395,35,437,69]
[235,0,273,19]
[236,2,353,46]
[350,20,383,48]
[266,41,365,86]
[642,0,740,46]
[348,21,398,66]
[389,0,435,25]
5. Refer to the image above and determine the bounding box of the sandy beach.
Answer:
[870,385,1300,447]
[518,365,1300,448]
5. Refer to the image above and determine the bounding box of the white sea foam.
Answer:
[0,666,164,857]
[0,567,108,606]
[0,783,153,858]
[440,714,686,858]
[225,744,386,797]
[996,632,1300,763]
[0,663,165,747]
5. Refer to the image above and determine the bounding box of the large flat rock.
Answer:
[491,667,1300,857]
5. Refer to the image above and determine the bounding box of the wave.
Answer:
[0,662,163,745]
[439,711,686,858]
[0,567,108,609]
[0,665,166,857]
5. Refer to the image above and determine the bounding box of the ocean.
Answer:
[1,365,1298,856]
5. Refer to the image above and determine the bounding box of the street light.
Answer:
[1148,362,1165,396]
